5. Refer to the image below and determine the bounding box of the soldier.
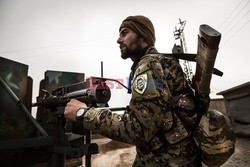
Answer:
[64,15,201,166]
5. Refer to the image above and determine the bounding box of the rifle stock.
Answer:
[194,24,221,97]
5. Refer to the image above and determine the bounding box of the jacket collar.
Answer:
[130,46,158,72]
[127,46,158,94]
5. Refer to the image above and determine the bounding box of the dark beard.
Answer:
[121,37,143,60]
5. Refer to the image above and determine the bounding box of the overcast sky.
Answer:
[0,0,249,110]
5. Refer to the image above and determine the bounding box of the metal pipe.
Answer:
[0,76,48,137]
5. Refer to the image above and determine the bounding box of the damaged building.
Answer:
[217,82,250,137]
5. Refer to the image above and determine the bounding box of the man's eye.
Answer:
[121,31,128,37]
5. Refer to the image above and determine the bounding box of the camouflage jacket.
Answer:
[83,47,201,166]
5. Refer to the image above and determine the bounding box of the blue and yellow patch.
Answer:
[133,73,148,95]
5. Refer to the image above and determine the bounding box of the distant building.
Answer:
[217,82,250,137]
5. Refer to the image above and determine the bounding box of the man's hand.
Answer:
[64,99,87,121]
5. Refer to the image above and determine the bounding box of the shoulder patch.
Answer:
[133,73,148,95]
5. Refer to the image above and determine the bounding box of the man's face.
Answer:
[117,28,143,60]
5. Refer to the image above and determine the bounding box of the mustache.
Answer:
[119,44,126,49]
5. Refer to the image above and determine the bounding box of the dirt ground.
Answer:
[220,137,250,167]
[81,135,250,167]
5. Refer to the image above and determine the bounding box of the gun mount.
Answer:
[0,67,125,167]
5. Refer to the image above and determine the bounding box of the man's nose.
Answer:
[117,36,122,44]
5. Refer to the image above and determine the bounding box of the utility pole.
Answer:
[172,19,193,84]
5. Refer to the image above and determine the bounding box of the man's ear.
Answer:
[141,37,147,43]
[141,38,149,48]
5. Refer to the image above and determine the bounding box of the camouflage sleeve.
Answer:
[82,55,185,145]
[82,101,162,145]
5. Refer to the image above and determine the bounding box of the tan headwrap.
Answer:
[119,15,156,46]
